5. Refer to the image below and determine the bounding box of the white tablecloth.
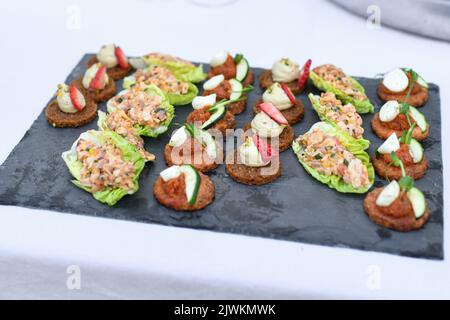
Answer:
[0,0,449,299]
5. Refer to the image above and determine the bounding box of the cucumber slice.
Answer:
[417,75,429,89]
[407,187,427,219]
[409,107,428,133]
[403,68,429,89]
[179,165,201,206]
[229,79,243,101]
[202,104,226,130]
[199,130,217,159]
[409,139,424,163]
[235,57,249,82]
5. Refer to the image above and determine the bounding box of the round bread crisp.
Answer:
[228,94,247,115]
[225,150,281,186]
[372,156,429,181]
[242,70,255,87]
[72,78,117,103]
[242,123,293,152]
[87,56,132,81]
[363,187,429,232]
[371,113,430,141]
[153,174,215,212]
[164,144,221,173]
[186,109,236,136]
[45,99,97,128]
[259,69,301,95]
[377,82,428,108]
[207,66,254,87]
[253,98,304,125]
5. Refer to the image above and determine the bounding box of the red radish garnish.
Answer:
[69,83,86,111]
[297,59,312,90]
[115,47,129,69]
[252,134,277,163]
[90,65,107,90]
[280,83,297,105]
[259,102,288,125]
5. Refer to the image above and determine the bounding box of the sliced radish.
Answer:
[259,102,288,125]
[69,83,86,111]
[280,83,297,105]
[90,65,107,90]
[379,100,400,122]
[252,134,277,164]
[297,59,312,90]
[114,47,129,69]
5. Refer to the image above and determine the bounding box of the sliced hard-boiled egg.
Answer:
[160,166,181,182]
[169,127,189,147]
[376,180,400,207]
[203,74,224,91]
[210,51,229,67]
[192,94,217,110]
[377,132,400,154]
[383,68,409,93]
[379,100,400,122]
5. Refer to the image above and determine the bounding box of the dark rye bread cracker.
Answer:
[371,113,430,141]
[87,56,132,81]
[153,174,215,212]
[242,123,294,152]
[377,82,429,108]
[164,144,221,173]
[225,150,281,186]
[227,97,247,115]
[364,188,429,232]
[253,98,304,125]
[372,156,429,181]
[186,108,236,136]
[72,78,117,103]
[259,69,301,95]
[45,99,97,128]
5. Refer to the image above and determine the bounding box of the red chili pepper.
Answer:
[280,83,297,105]
[297,59,312,90]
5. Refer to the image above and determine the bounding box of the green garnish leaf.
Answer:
[399,102,411,115]
[184,123,195,138]
[400,123,417,145]
[390,152,406,177]
[234,54,244,64]
[390,152,401,167]
[399,176,414,192]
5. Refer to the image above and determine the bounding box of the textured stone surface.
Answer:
[0,55,443,259]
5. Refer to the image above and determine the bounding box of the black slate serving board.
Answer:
[0,54,444,259]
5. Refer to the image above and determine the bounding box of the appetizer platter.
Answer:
[0,50,443,259]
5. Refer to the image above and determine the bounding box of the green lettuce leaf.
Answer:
[106,84,175,137]
[61,130,145,206]
[308,93,370,150]
[292,122,374,194]
[309,71,374,114]
[123,70,198,106]
[143,56,206,83]
[166,82,198,106]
